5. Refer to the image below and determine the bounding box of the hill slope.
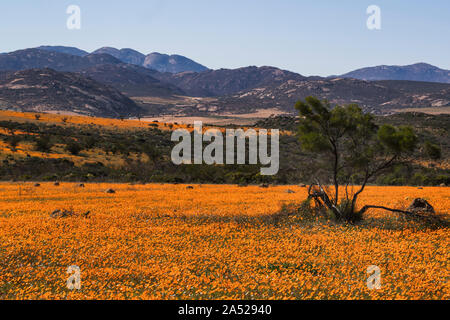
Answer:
[216,78,450,114]
[0,68,142,117]
[79,63,185,97]
[154,66,307,97]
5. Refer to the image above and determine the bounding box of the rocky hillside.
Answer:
[340,63,450,84]
[79,63,184,97]
[215,78,450,114]
[0,68,142,117]
[154,66,306,97]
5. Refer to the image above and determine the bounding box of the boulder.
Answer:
[34,183,40,187]
[186,186,194,190]
[50,209,74,218]
[82,211,91,218]
[105,189,116,194]
[50,209,90,218]
[407,198,435,214]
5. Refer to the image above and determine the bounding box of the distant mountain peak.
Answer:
[87,47,209,73]
[143,52,209,73]
[340,63,450,83]
[91,47,146,66]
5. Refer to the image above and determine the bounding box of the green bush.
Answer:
[66,140,83,155]
[34,135,53,153]
[424,141,441,160]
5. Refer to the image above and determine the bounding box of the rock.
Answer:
[286,189,295,194]
[440,183,446,187]
[186,186,194,190]
[259,183,269,188]
[34,183,40,187]
[299,184,307,188]
[82,211,91,218]
[417,187,424,190]
[54,182,60,186]
[50,209,74,218]
[407,198,435,214]
[105,189,116,194]
[78,183,85,188]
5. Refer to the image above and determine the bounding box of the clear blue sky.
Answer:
[0,0,449,76]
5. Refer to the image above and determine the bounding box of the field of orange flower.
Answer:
[0,182,448,300]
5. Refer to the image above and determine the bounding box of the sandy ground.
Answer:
[142,108,290,126]
[393,106,450,115]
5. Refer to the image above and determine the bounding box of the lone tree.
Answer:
[296,97,418,222]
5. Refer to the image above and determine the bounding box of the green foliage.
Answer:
[424,141,441,160]
[66,140,83,155]
[142,144,160,162]
[83,136,97,150]
[378,125,417,153]
[34,135,53,153]
[5,135,21,151]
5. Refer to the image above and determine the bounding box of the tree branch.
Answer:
[358,205,413,216]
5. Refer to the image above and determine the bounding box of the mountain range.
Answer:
[38,45,209,74]
[0,46,448,118]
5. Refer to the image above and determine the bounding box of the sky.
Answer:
[0,0,449,76]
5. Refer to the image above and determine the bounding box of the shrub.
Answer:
[5,135,21,152]
[424,141,441,160]
[66,140,83,155]
[35,135,53,153]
